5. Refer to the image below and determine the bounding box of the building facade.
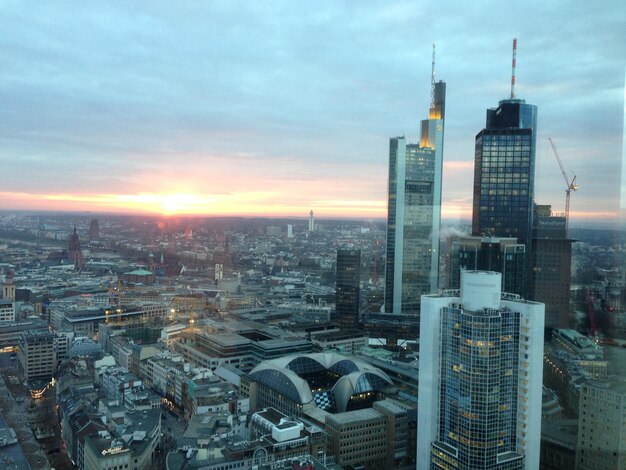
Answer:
[17,330,56,383]
[529,205,573,329]
[335,249,361,330]
[576,380,626,470]
[0,300,15,324]
[449,235,526,297]
[472,99,537,297]
[384,78,445,319]
[418,271,544,469]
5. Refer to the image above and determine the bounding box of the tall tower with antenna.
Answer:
[471,38,538,297]
[384,46,446,324]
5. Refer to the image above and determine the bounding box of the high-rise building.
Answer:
[529,205,573,329]
[418,270,544,470]
[449,235,526,297]
[88,218,99,242]
[336,249,361,330]
[308,210,315,232]
[471,87,537,300]
[17,329,56,383]
[472,98,537,248]
[384,59,445,319]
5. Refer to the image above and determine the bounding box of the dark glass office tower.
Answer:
[449,235,526,297]
[472,99,537,250]
[336,249,361,330]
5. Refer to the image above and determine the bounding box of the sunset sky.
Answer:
[1,1,624,223]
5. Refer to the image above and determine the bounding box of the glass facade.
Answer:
[472,100,538,296]
[450,236,527,297]
[384,81,445,321]
[336,249,361,330]
[432,306,523,469]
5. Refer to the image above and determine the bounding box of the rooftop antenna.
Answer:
[510,38,517,99]
[430,43,436,112]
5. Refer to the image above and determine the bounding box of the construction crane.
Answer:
[548,137,578,235]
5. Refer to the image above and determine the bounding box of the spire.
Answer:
[430,43,436,113]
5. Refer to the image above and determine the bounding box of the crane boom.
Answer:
[548,137,578,235]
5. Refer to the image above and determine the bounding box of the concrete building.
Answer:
[0,317,49,348]
[326,408,387,468]
[418,270,545,469]
[174,325,313,373]
[17,329,56,383]
[81,409,161,470]
[540,419,577,470]
[529,205,573,329]
[0,300,15,324]
[576,379,626,470]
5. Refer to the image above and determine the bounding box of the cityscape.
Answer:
[0,3,625,470]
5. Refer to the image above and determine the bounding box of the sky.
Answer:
[1,1,625,224]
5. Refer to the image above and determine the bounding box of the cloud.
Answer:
[0,1,623,221]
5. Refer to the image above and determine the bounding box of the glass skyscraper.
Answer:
[335,248,361,330]
[472,99,538,255]
[384,79,445,319]
[418,271,545,470]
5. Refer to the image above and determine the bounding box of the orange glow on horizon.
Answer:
[0,191,621,223]
[0,191,391,218]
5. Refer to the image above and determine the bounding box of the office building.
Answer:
[577,379,626,470]
[88,218,99,242]
[471,75,538,300]
[17,329,56,383]
[81,409,161,470]
[335,248,361,330]
[449,235,526,297]
[529,205,573,329]
[472,98,537,246]
[384,60,445,319]
[0,300,15,324]
[418,270,544,469]
[309,210,315,232]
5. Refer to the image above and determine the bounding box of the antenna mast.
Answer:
[430,43,436,111]
[510,38,517,99]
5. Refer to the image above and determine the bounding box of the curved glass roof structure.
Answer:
[249,352,393,412]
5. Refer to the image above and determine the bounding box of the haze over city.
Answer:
[1,1,624,223]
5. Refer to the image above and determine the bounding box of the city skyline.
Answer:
[0,2,624,223]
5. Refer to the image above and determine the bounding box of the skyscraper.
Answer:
[471,99,537,248]
[529,205,573,329]
[336,248,361,330]
[418,270,544,470]
[471,42,537,298]
[384,51,445,319]
[88,218,100,242]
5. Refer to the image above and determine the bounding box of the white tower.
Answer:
[418,270,544,470]
[308,210,315,232]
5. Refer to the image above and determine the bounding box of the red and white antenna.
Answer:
[510,38,517,99]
